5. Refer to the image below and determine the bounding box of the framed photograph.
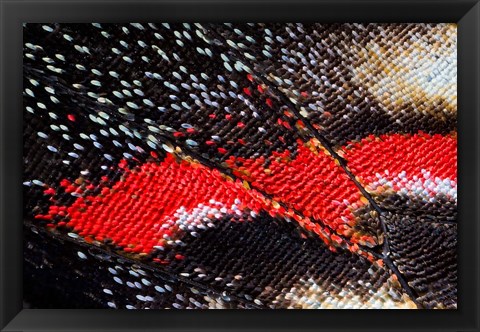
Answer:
[1,0,479,331]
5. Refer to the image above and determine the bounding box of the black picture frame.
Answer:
[1,0,479,331]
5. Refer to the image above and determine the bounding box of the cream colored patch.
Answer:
[272,275,417,309]
[349,24,457,118]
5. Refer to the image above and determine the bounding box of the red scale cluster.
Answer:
[225,139,366,238]
[37,133,456,259]
[342,132,457,190]
[42,155,270,254]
